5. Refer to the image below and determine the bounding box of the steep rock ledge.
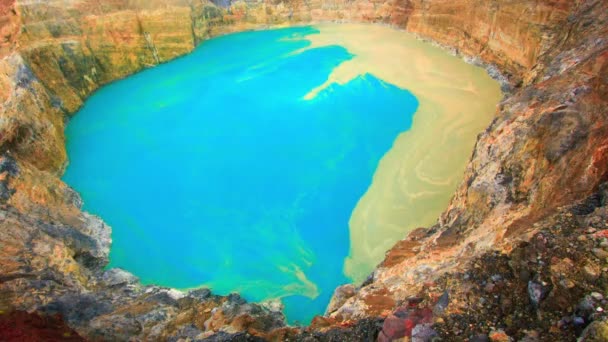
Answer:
[325,1,608,339]
[0,0,574,171]
[0,0,607,340]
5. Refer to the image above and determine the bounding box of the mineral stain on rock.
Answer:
[0,0,607,340]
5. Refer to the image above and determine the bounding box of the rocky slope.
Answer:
[0,0,607,340]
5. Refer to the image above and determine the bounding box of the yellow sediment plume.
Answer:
[300,23,502,282]
[278,263,320,299]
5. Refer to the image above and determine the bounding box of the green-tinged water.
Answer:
[63,26,418,324]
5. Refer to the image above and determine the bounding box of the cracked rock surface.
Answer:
[0,0,607,340]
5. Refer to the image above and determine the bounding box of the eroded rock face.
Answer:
[0,0,576,170]
[327,0,608,336]
[0,0,606,340]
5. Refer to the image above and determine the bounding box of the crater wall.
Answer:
[0,0,606,340]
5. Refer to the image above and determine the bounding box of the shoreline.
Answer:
[296,23,502,282]
[70,22,504,321]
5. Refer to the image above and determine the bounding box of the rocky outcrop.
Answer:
[0,0,580,171]
[0,0,607,340]
[0,151,287,340]
[327,0,607,317]
[327,184,608,341]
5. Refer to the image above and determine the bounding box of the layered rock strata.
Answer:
[0,0,607,340]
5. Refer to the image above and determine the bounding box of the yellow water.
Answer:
[303,23,502,282]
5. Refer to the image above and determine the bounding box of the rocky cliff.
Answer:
[0,0,607,340]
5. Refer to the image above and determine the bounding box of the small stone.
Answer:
[577,296,597,320]
[588,228,598,234]
[101,268,139,287]
[411,323,438,342]
[597,307,604,312]
[584,263,601,281]
[260,299,284,313]
[433,291,449,314]
[189,288,211,300]
[489,329,511,342]
[166,289,185,300]
[491,274,503,282]
[591,292,605,301]
[560,278,576,289]
[528,280,551,308]
[578,235,588,242]
[593,248,608,259]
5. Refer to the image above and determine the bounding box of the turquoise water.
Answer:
[63,26,418,324]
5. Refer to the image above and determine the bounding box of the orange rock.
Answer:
[489,329,511,342]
